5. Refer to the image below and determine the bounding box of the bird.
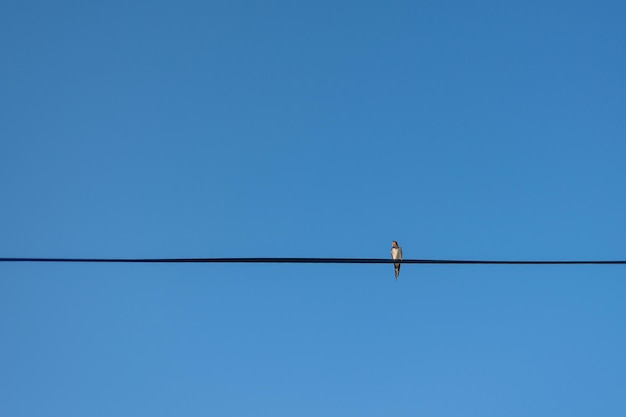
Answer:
[391,241,402,280]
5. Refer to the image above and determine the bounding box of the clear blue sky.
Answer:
[1,1,625,416]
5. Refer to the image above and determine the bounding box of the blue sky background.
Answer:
[1,1,625,416]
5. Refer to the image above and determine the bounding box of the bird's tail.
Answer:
[394,263,400,279]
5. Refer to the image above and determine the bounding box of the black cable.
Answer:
[0,257,624,264]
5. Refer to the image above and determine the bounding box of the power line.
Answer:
[0,257,624,264]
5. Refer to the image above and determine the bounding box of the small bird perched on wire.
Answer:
[391,240,402,280]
